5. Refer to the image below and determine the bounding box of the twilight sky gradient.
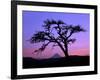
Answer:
[22,11,90,59]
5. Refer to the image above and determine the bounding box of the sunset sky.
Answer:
[22,11,90,59]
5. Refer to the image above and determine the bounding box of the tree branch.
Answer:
[34,41,51,54]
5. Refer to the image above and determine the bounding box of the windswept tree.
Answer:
[29,19,86,57]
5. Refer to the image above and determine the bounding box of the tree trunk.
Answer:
[64,41,69,57]
[56,40,69,57]
[64,45,69,57]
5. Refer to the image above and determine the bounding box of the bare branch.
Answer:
[67,38,76,44]
[67,25,86,38]
[33,41,51,54]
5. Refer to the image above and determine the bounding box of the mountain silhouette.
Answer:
[52,53,61,58]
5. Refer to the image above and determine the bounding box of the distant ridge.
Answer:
[52,53,61,58]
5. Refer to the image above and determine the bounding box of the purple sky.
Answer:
[22,11,90,59]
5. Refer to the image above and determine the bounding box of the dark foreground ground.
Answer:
[23,56,89,69]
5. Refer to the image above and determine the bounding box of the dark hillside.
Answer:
[23,56,89,69]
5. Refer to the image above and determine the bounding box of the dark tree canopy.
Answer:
[29,19,86,57]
